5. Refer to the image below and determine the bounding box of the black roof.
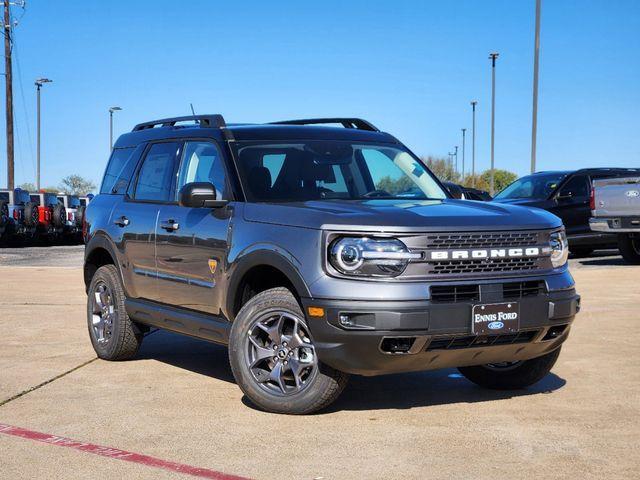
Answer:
[114,115,399,149]
[533,168,640,177]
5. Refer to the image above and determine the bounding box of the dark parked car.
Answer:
[84,114,579,414]
[0,188,38,244]
[492,168,640,256]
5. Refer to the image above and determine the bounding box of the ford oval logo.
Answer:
[626,190,639,198]
[488,321,504,330]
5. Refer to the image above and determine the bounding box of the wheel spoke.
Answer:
[287,358,307,388]
[269,361,287,394]
[248,336,276,368]
[281,318,307,350]
[255,315,284,346]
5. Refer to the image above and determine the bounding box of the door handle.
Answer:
[114,215,130,227]
[160,219,180,231]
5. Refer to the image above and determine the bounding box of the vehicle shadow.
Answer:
[577,257,628,267]
[137,330,566,412]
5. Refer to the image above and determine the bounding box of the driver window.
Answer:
[177,141,227,200]
[559,176,589,199]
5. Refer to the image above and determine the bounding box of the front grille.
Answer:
[430,280,546,303]
[430,284,480,303]
[503,280,546,299]
[426,330,540,351]
[430,257,538,275]
[423,231,538,249]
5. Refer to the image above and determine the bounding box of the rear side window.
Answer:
[134,142,180,202]
[0,192,9,202]
[100,147,136,194]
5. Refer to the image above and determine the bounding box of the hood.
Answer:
[243,199,562,232]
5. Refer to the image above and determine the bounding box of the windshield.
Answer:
[235,141,447,202]
[494,173,567,200]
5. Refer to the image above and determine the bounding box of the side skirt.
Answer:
[125,298,230,345]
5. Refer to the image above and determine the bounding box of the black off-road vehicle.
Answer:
[84,115,580,414]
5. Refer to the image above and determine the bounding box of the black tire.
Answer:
[458,347,561,390]
[53,203,66,228]
[0,201,8,227]
[87,264,143,360]
[24,202,39,227]
[228,287,349,414]
[569,246,594,258]
[618,234,640,264]
[76,205,86,227]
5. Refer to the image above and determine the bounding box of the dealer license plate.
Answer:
[472,302,520,335]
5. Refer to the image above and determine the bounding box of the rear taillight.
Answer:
[13,209,19,220]
[589,187,595,211]
[82,210,88,242]
[68,212,73,221]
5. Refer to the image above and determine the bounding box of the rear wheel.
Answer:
[618,234,640,264]
[458,347,561,390]
[87,264,143,360]
[229,287,348,414]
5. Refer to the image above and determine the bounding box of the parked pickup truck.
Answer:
[590,176,640,264]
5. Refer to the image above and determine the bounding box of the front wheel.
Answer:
[618,234,640,264]
[458,347,561,390]
[228,287,348,414]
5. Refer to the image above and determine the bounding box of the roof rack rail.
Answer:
[269,117,379,132]
[132,114,226,131]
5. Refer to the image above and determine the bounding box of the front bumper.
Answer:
[302,283,579,376]
[590,217,640,233]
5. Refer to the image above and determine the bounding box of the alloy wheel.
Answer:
[91,282,115,345]
[245,311,318,396]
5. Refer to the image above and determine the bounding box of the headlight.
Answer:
[328,237,421,277]
[549,229,569,268]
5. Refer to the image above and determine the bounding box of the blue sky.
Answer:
[1,0,639,190]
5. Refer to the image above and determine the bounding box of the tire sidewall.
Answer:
[87,265,128,359]
[229,288,342,414]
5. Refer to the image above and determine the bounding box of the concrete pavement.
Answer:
[0,260,638,479]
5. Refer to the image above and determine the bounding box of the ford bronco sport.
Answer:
[84,115,580,414]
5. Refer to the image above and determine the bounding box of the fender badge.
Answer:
[208,259,218,275]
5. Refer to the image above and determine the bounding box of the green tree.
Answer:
[17,182,36,192]
[480,169,518,194]
[422,156,460,183]
[59,175,96,196]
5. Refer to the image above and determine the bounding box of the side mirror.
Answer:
[179,182,228,208]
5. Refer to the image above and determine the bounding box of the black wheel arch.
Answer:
[84,234,123,293]
[225,249,312,321]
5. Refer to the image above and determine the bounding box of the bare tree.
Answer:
[59,175,96,196]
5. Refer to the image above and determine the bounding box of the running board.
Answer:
[125,298,231,345]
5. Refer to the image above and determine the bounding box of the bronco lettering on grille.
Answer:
[427,247,542,261]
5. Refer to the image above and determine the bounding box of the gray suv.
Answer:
[84,115,580,414]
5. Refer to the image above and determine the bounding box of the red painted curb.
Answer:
[0,423,251,480]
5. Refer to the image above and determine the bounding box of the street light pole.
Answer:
[471,101,477,187]
[530,0,542,174]
[109,106,122,151]
[35,78,52,191]
[461,128,466,182]
[489,52,499,195]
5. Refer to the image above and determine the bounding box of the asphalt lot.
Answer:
[0,246,639,479]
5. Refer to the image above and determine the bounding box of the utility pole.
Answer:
[530,0,542,174]
[489,52,499,195]
[471,100,477,187]
[454,145,458,178]
[109,106,122,151]
[4,0,14,190]
[35,78,52,191]
[461,128,466,182]
[448,152,454,176]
